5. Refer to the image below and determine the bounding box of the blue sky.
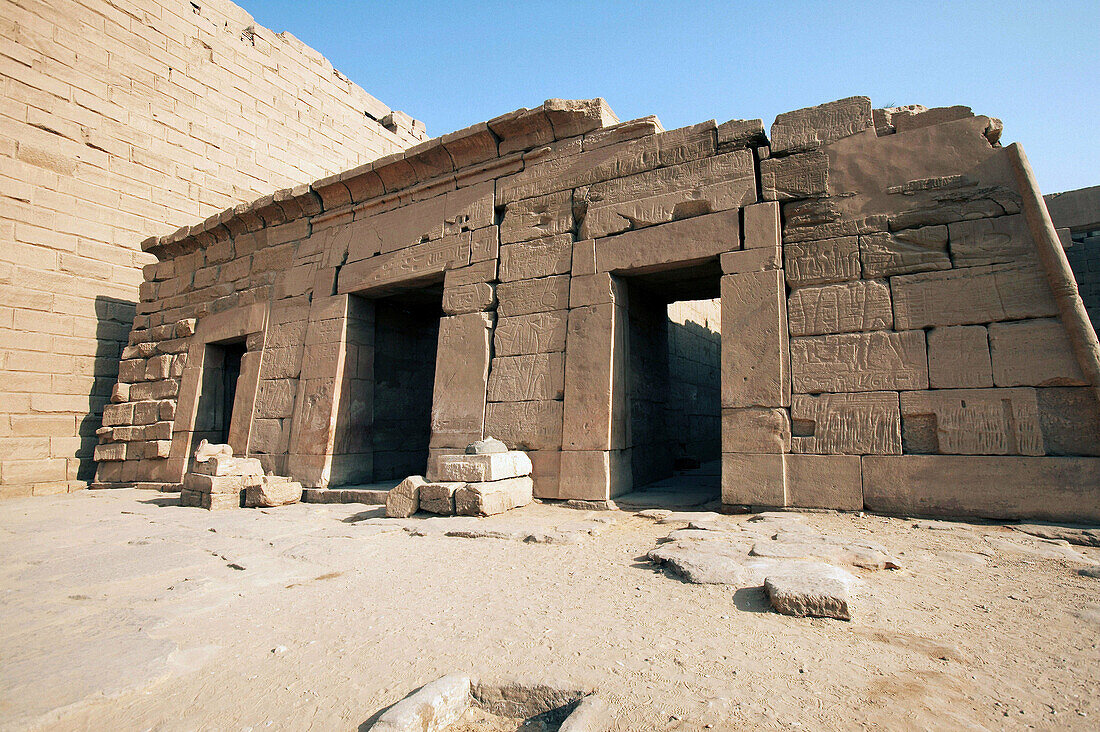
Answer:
[239,1,1098,194]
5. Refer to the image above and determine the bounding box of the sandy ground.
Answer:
[1,487,1098,731]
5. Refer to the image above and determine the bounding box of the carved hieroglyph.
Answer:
[791,392,901,454]
[859,226,950,278]
[891,263,1058,329]
[899,388,1044,456]
[487,353,566,402]
[948,213,1034,267]
[499,234,573,281]
[338,235,470,295]
[494,311,568,356]
[784,236,861,287]
[769,96,873,154]
[791,330,929,393]
[496,275,571,317]
[787,280,892,336]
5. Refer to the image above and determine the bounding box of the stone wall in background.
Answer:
[0,0,425,498]
[1045,185,1100,333]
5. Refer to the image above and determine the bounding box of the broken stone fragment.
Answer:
[244,477,302,507]
[465,437,508,454]
[193,455,264,477]
[428,451,533,483]
[386,475,427,518]
[764,562,855,620]
[454,476,534,516]
[194,439,232,462]
[371,674,472,732]
[419,482,465,515]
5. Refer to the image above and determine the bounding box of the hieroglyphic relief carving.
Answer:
[485,400,564,451]
[790,392,901,454]
[948,213,1033,267]
[496,275,571,317]
[899,389,1044,456]
[791,330,929,393]
[338,235,469,294]
[787,280,892,336]
[499,234,573,281]
[487,353,566,402]
[859,226,950,277]
[494,311,568,356]
[784,236,861,287]
[892,263,1058,329]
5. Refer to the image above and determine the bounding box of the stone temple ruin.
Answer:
[92,96,1100,522]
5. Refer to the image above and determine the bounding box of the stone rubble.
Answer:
[180,442,301,511]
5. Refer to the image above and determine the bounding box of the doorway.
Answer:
[192,339,246,461]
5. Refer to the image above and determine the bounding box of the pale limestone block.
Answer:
[743,201,780,250]
[484,400,563,451]
[496,275,571,317]
[443,259,497,288]
[487,352,565,401]
[784,454,862,511]
[385,475,426,518]
[891,263,1058,329]
[494,310,568,355]
[200,492,241,511]
[722,408,791,453]
[372,674,472,732]
[900,388,1044,456]
[93,443,126,461]
[338,234,470,295]
[860,227,950,278]
[927,325,993,388]
[578,150,756,239]
[861,455,1100,523]
[893,105,975,133]
[569,272,627,308]
[183,473,245,495]
[784,236,861,287]
[770,96,873,154]
[428,451,533,482]
[455,476,534,516]
[442,282,496,315]
[787,280,892,336]
[559,449,632,501]
[592,209,740,273]
[193,455,264,477]
[720,270,790,408]
[988,318,1088,387]
[759,151,829,200]
[500,191,573,245]
[543,97,619,139]
[499,234,573,281]
[562,303,628,450]
[721,453,786,507]
[583,115,662,151]
[430,312,492,448]
[102,403,134,427]
[790,392,901,455]
[146,440,172,459]
[419,481,465,515]
[948,213,1034,267]
[572,239,596,276]
[720,246,781,274]
[790,330,929,393]
[244,477,302,507]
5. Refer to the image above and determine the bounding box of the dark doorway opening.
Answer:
[193,339,246,460]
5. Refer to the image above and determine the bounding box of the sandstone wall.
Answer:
[1045,185,1100,333]
[96,95,1100,522]
[0,0,425,498]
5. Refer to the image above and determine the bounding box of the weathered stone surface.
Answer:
[558,694,610,732]
[244,476,302,507]
[488,107,555,156]
[496,276,571,317]
[893,105,975,134]
[764,563,855,620]
[721,270,790,408]
[784,454,863,511]
[988,318,1088,387]
[791,392,901,454]
[720,246,781,275]
[900,388,1043,456]
[892,263,1058,329]
[558,449,632,501]
[860,227,950,277]
[949,213,1034,267]
[770,96,873,154]
[791,330,928,393]
[717,118,766,149]
[647,539,749,584]
[722,408,791,453]
[442,282,496,315]
[194,440,232,462]
[1036,388,1100,457]
[466,437,508,455]
[787,280,892,336]
[484,401,563,451]
[743,201,780,250]
[760,151,829,200]
[183,473,246,495]
[487,352,565,402]
[862,455,1100,523]
[499,234,573,282]
[578,150,756,239]
[568,272,627,309]
[455,476,534,516]
[193,455,264,477]
[592,209,740,273]
[500,191,573,245]
[430,313,492,448]
[494,311,568,356]
[927,325,993,389]
[372,674,471,732]
[338,234,470,295]
[386,475,426,518]
[428,451,532,483]
[562,303,627,451]
[1012,524,1100,548]
[784,236,861,287]
[419,482,464,515]
[722,453,786,507]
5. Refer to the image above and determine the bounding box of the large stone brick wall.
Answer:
[1045,185,1100,333]
[0,0,425,498]
[97,96,1100,522]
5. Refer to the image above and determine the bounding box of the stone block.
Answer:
[720,246,782,275]
[722,408,791,453]
[720,270,790,408]
[787,280,892,336]
[499,234,573,281]
[430,312,492,447]
[455,476,534,516]
[1036,388,1100,457]
[791,330,928,393]
[861,455,1100,523]
[466,437,508,454]
[193,455,264,477]
[893,105,975,134]
[759,151,829,201]
[717,118,766,149]
[487,352,565,401]
[860,227,950,278]
[385,475,426,518]
[372,674,472,732]
[592,209,740,273]
[244,476,302,507]
[442,282,496,315]
[419,481,465,515]
[790,392,901,454]
[443,259,497,288]
[721,453,785,507]
[892,263,1058,329]
[528,449,562,499]
[500,191,573,245]
[926,325,993,389]
[494,310,568,356]
[102,403,134,427]
[428,451,533,483]
[558,449,632,501]
[562,303,627,450]
[183,472,246,495]
[572,239,596,276]
[338,234,470,295]
[200,492,241,511]
[770,96,873,154]
[469,226,500,264]
[485,400,564,451]
[784,236,861,287]
[743,201,780,250]
[569,272,627,309]
[988,318,1088,387]
[93,443,126,462]
[496,275,571,317]
[255,378,297,419]
[899,388,1044,456]
[948,213,1034,267]
[784,454,863,511]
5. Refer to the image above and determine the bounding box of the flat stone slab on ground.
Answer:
[1012,523,1100,547]
[764,562,856,620]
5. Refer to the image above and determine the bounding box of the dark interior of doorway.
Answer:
[192,339,246,466]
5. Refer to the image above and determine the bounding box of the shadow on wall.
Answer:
[79,296,135,481]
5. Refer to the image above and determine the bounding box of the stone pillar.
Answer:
[429,311,493,453]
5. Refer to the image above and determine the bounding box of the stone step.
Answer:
[301,487,391,505]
